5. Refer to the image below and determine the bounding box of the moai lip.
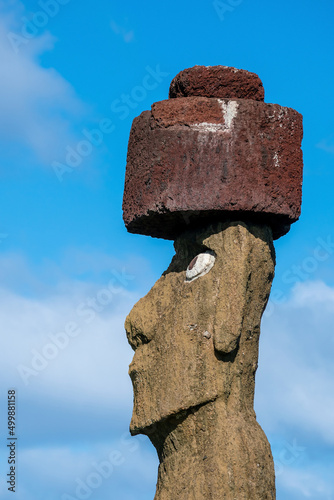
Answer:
[122,66,303,240]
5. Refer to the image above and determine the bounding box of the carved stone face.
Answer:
[125,222,275,435]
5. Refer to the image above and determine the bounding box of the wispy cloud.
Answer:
[279,465,334,499]
[110,19,134,43]
[317,135,334,155]
[255,280,334,498]
[0,284,135,403]
[0,2,87,168]
[0,438,158,500]
[257,280,334,445]
[0,250,145,411]
[1,247,333,499]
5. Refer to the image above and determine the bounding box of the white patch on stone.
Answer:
[276,108,287,123]
[273,152,280,168]
[217,65,240,72]
[185,251,216,282]
[191,122,225,133]
[191,100,238,134]
[219,100,239,129]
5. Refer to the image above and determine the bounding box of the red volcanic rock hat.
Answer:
[122,66,303,240]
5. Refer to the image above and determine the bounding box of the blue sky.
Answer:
[0,0,333,498]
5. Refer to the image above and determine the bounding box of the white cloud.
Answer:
[278,466,334,499]
[0,254,141,413]
[0,1,86,166]
[317,135,334,155]
[1,246,333,500]
[110,19,134,43]
[289,280,334,307]
[256,280,334,444]
[0,438,158,500]
[0,247,153,298]
[255,280,334,499]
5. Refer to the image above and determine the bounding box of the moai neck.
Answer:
[150,397,275,500]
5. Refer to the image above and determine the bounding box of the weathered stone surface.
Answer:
[122,97,303,240]
[169,65,265,100]
[125,222,276,499]
[122,65,304,498]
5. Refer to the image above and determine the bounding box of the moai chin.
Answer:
[122,66,303,499]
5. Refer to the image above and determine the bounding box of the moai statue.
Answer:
[122,66,303,499]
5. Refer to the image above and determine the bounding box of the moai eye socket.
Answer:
[185,251,216,282]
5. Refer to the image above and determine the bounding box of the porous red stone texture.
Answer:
[169,66,265,101]
[122,96,303,240]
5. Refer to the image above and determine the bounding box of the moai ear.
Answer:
[212,273,248,354]
[211,266,248,354]
[208,223,275,355]
[206,224,255,354]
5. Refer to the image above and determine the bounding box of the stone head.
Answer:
[125,221,275,434]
